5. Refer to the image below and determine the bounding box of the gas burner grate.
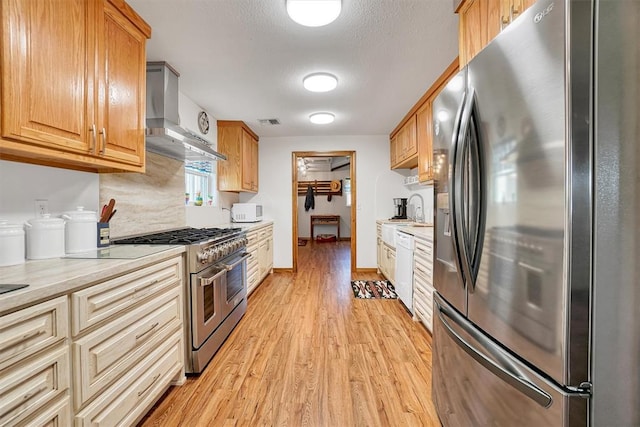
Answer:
[113,227,243,245]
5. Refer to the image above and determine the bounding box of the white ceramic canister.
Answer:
[0,220,25,266]
[25,214,65,259]
[62,206,98,254]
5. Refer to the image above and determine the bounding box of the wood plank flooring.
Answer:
[139,240,440,426]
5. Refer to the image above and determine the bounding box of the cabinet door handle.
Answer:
[135,322,159,340]
[89,124,97,154]
[99,127,107,154]
[510,4,521,21]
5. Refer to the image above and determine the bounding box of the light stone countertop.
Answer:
[0,245,185,316]
[396,225,434,241]
[376,219,434,241]
[220,220,274,232]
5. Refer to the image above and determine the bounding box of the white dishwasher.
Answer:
[394,230,414,314]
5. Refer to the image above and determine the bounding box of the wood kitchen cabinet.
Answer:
[412,235,434,332]
[376,223,396,283]
[0,297,71,426]
[0,254,185,426]
[0,0,150,173]
[217,121,260,193]
[258,224,274,282]
[390,116,417,169]
[247,223,274,296]
[389,59,459,182]
[456,0,536,66]
[416,61,459,182]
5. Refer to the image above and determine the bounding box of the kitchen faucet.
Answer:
[407,193,425,223]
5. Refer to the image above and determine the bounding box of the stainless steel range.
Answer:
[113,227,249,374]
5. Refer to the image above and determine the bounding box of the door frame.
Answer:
[291,150,356,273]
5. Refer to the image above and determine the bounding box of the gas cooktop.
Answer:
[112,227,242,245]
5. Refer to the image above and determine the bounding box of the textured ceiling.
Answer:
[127,0,459,138]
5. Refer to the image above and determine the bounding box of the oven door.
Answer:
[218,252,250,318]
[191,265,226,349]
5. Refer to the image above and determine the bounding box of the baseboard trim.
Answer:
[273,268,294,273]
[355,268,378,273]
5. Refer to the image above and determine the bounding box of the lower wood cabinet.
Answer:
[413,236,434,332]
[247,223,274,295]
[0,296,70,426]
[0,254,185,426]
[376,226,396,283]
[258,225,273,282]
[74,332,183,426]
[0,345,70,426]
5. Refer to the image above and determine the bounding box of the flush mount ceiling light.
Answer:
[303,73,338,92]
[286,0,342,27]
[309,112,335,124]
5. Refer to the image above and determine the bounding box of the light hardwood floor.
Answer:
[139,240,440,426]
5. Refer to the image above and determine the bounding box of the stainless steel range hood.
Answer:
[145,62,226,162]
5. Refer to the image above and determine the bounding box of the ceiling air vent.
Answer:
[258,118,280,125]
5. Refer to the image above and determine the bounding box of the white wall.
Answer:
[0,160,99,224]
[239,135,410,269]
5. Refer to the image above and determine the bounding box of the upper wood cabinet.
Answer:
[456,0,535,66]
[389,59,459,182]
[0,0,151,172]
[390,115,417,169]
[217,121,260,193]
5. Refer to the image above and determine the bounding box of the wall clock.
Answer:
[198,111,210,134]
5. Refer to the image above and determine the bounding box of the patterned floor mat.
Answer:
[350,280,397,299]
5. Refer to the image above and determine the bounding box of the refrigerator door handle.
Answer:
[449,89,468,290]
[434,293,554,408]
[455,87,486,293]
[452,87,476,289]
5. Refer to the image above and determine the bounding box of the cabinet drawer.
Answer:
[414,257,433,281]
[413,298,433,331]
[414,271,433,292]
[414,283,433,308]
[247,270,259,295]
[0,346,69,426]
[247,248,259,268]
[75,332,183,427]
[72,290,181,409]
[246,230,259,246]
[0,296,68,371]
[71,257,182,335]
[414,238,433,256]
[17,395,70,427]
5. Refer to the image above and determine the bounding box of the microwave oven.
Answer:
[232,203,263,222]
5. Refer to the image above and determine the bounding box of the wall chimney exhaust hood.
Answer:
[145,62,226,162]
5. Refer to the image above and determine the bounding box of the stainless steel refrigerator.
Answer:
[431,1,640,425]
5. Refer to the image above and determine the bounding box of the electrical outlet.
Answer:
[35,199,48,217]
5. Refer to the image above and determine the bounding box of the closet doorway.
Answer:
[291,151,356,273]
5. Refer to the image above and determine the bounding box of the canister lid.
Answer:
[62,206,98,222]
[26,214,65,228]
[0,219,25,236]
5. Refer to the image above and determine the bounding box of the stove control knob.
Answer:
[197,251,207,263]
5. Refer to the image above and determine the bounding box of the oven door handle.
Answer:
[221,252,251,271]
[200,268,226,287]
